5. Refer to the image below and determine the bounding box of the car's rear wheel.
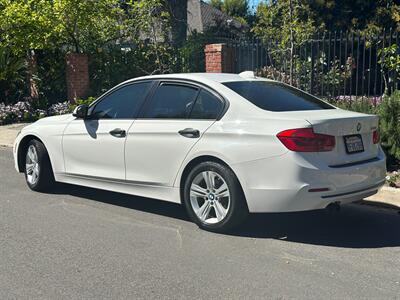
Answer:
[24,139,55,192]
[183,161,248,232]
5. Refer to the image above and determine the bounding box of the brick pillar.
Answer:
[204,43,235,73]
[65,53,89,102]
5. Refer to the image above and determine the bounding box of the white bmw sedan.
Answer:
[13,72,386,232]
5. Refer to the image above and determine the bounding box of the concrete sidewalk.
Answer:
[0,123,27,147]
[364,186,400,210]
[1,122,399,210]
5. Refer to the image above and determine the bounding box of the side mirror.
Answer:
[72,104,89,119]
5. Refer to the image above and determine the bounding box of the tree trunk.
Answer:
[27,50,39,100]
[168,0,188,47]
[289,0,294,86]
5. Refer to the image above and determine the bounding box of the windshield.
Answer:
[223,81,335,112]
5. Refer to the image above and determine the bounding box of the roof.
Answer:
[187,0,247,34]
[199,1,244,30]
[130,72,272,84]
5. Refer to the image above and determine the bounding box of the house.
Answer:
[187,0,247,36]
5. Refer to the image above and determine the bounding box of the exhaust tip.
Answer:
[326,201,341,212]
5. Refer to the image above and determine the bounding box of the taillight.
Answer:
[373,130,379,144]
[277,128,335,152]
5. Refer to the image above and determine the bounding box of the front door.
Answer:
[62,81,154,180]
[125,82,225,186]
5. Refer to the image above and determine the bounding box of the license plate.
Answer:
[344,134,364,154]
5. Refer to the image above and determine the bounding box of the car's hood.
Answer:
[22,114,74,132]
[35,114,74,124]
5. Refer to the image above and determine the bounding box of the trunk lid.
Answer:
[276,109,380,166]
[306,109,379,166]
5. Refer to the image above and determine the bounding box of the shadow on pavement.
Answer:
[49,183,189,222]
[51,183,400,249]
[233,204,400,248]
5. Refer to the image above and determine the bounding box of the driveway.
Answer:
[1,147,399,299]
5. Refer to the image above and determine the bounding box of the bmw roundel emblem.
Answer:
[357,123,362,132]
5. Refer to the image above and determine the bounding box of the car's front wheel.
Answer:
[24,139,55,192]
[183,161,248,232]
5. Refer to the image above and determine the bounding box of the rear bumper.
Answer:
[233,148,387,213]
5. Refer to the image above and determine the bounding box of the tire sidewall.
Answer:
[183,161,246,232]
[24,140,53,191]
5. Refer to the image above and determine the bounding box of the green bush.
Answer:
[378,91,400,164]
[331,98,378,115]
[330,93,400,165]
[68,97,96,112]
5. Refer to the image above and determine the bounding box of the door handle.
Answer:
[109,128,126,138]
[178,128,200,138]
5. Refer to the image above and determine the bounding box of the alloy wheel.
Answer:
[26,145,40,185]
[190,171,230,224]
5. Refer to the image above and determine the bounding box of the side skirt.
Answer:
[55,173,181,204]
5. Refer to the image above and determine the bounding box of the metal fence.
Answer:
[194,30,400,102]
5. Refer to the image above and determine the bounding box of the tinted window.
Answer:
[91,82,152,119]
[141,84,199,119]
[190,89,223,119]
[223,81,334,112]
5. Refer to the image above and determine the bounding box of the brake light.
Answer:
[277,128,335,152]
[373,130,379,144]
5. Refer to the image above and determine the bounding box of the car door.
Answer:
[125,81,225,186]
[62,81,154,180]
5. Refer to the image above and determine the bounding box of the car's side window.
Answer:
[190,89,224,120]
[90,81,153,119]
[140,83,199,119]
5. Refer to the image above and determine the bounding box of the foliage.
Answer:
[386,171,400,187]
[0,96,96,125]
[178,32,212,73]
[330,97,379,114]
[47,102,70,116]
[0,101,46,124]
[0,47,27,104]
[257,54,354,96]
[0,0,174,104]
[378,91,400,163]
[308,0,400,35]
[0,0,55,54]
[68,97,96,112]
[253,0,323,49]
[89,43,177,96]
[379,44,400,92]
[327,91,400,164]
[36,49,67,104]
[0,0,128,54]
[209,0,250,25]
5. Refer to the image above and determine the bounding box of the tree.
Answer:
[209,0,250,25]
[0,0,174,54]
[0,0,55,54]
[253,0,323,84]
[167,0,188,47]
[253,0,321,47]
[307,0,400,35]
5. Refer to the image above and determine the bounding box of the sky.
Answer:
[249,0,262,11]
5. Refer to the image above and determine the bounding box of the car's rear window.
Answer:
[223,81,334,111]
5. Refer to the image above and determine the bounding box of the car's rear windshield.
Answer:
[223,81,334,112]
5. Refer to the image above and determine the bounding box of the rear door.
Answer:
[125,81,224,186]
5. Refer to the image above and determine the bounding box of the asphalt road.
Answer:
[1,147,400,299]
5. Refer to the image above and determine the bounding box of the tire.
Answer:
[183,161,248,233]
[24,139,55,192]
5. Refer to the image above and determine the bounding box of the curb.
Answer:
[358,199,400,211]
[361,186,400,211]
